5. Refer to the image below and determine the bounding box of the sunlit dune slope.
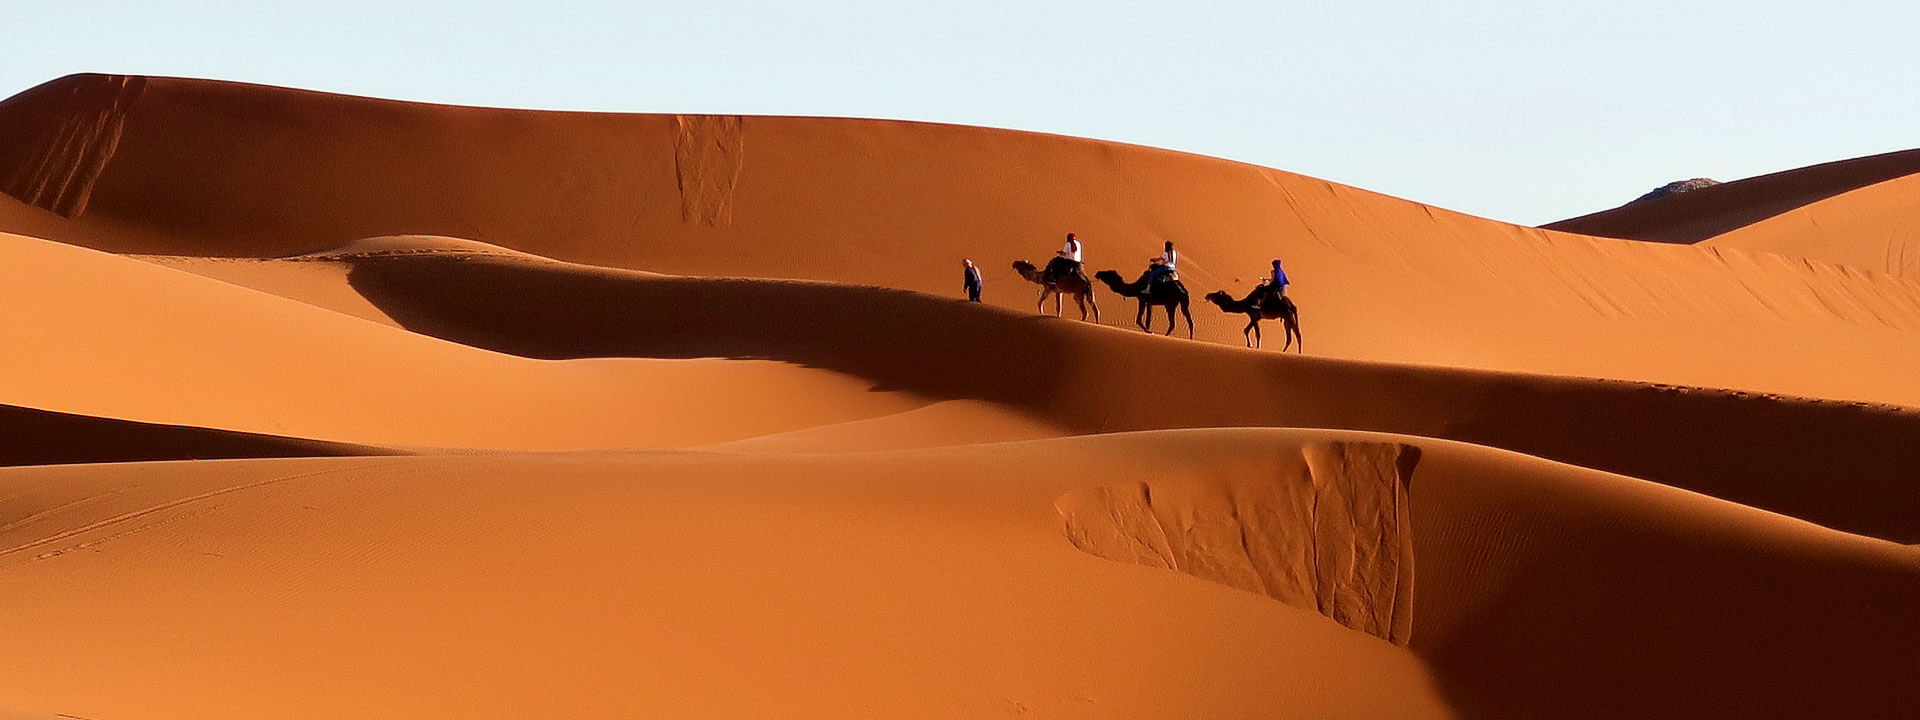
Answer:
[2,431,1914,719]
[1704,172,1920,281]
[1543,147,1920,242]
[0,230,944,449]
[6,74,1920,406]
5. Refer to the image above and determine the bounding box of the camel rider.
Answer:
[1264,258,1291,304]
[1043,232,1085,285]
[1144,240,1178,287]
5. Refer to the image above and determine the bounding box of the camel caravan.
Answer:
[1004,234,1303,353]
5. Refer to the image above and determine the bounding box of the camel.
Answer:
[1203,285,1302,352]
[1011,260,1101,322]
[1093,269,1193,338]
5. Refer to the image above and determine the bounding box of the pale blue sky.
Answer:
[5,1,1916,224]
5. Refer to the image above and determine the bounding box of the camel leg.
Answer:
[1136,301,1149,332]
[1180,301,1194,339]
[1244,318,1260,348]
[1087,292,1100,323]
[1053,291,1064,317]
[1162,304,1175,335]
[1288,313,1303,354]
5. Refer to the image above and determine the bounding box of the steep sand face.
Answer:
[0,74,145,218]
[6,75,1920,407]
[1705,172,1920,281]
[1544,147,1920,242]
[1058,441,1417,644]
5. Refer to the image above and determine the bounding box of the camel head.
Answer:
[1011,260,1040,282]
[1092,269,1124,285]
[1202,290,1235,307]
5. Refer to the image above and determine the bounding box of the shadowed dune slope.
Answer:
[337,251,1920,542]
[1405,436,1920,720]
[1543,147,1920,242]
[1705,172,1920,281]
[6,75,1920,406]
[0,403,392,466]
[1,431,1914,719]
[0,230,947,449]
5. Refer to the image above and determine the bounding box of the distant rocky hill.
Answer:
[1628,178,1722,205]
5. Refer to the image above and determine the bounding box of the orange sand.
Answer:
[1,74,1917,719]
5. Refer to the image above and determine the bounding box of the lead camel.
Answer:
[1202,287,1302,352]
[1011,260,1101,322]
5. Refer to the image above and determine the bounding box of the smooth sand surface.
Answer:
[2,74,1918,719]
[1704,171,1920,281]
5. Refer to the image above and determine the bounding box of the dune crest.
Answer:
[1057,441,1417,643]
[285,234,558,261]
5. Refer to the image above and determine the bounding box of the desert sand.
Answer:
[1,73,1917,719]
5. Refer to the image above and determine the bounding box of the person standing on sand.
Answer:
[1043,232,1084,285]
[963,258,983,302]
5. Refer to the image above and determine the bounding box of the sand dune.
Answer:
[1544,147,1920,243]
[323,248,1920,542]
[1,431,1914,719]
[0,230,939,449]
[2,73,1917,719]
[1704,172,1920,281]
[6,74,1920,408]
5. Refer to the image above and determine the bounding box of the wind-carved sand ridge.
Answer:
[0,74,143,218]
[1057,441,1417,644]
[673,114,745,226]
